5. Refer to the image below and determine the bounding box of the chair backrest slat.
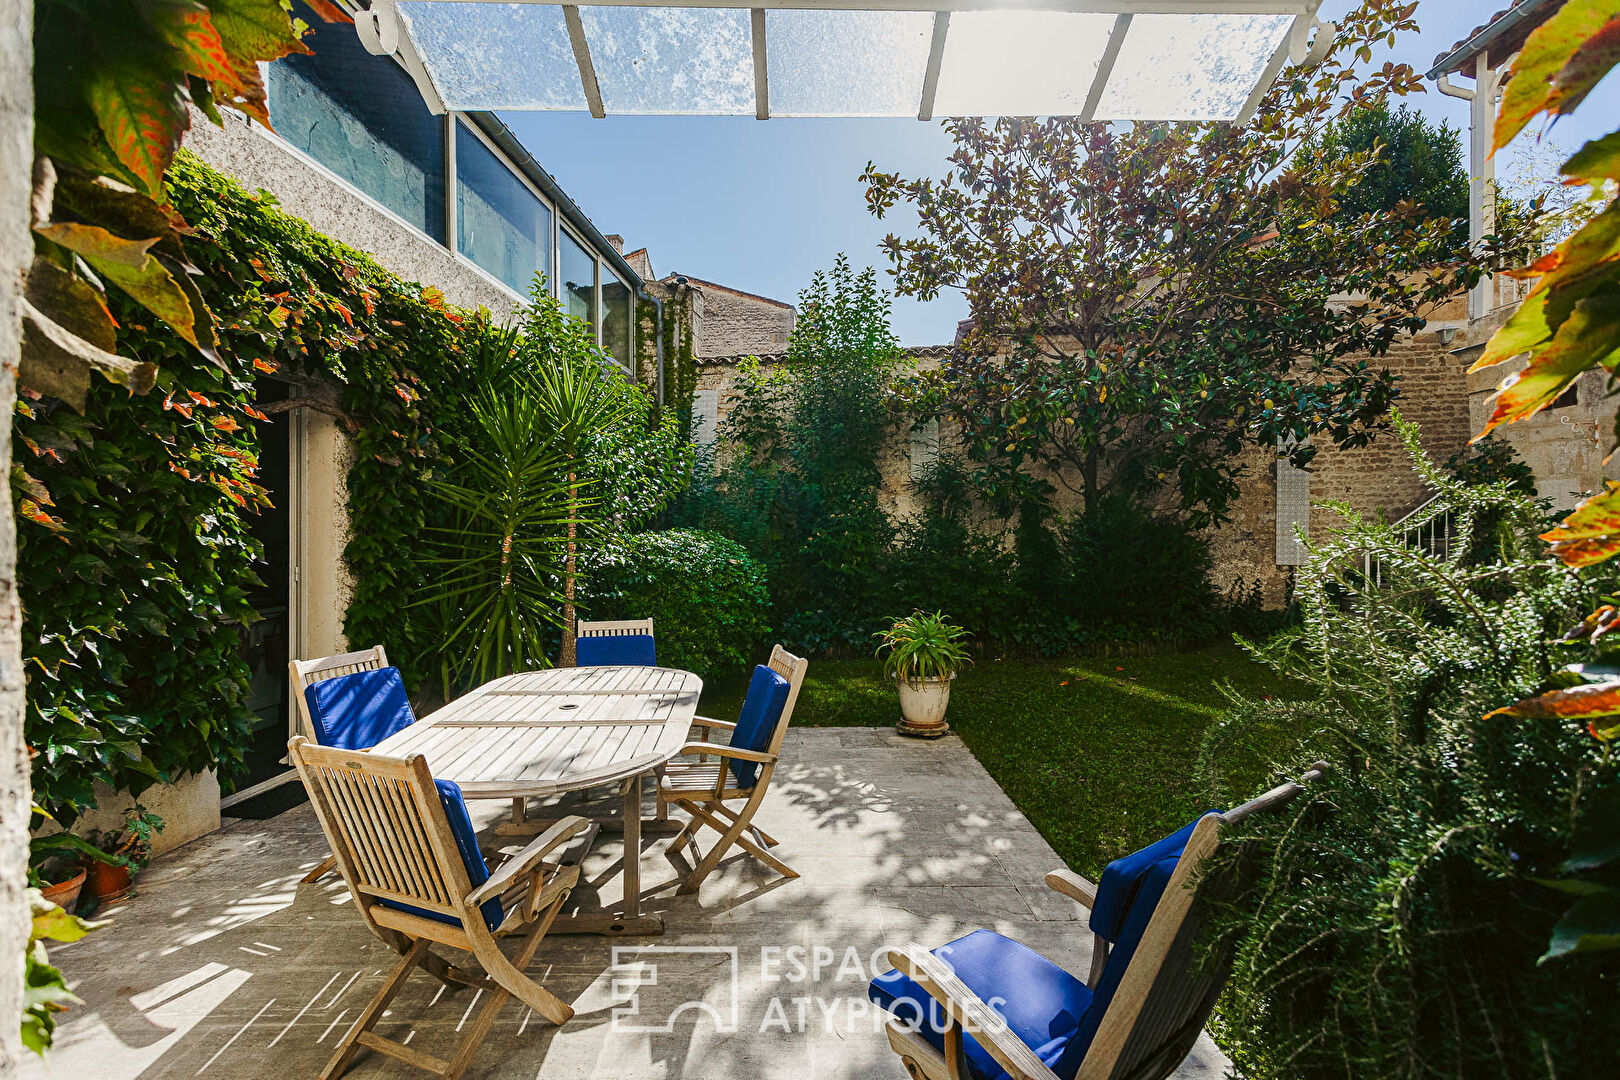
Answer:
[289,646,389,740]
[290,739,474,924]
[577,619,654,637]
[763,645,809,758]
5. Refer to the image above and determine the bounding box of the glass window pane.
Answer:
[766,10,932,117]
[582,7,754,115]
[934,12,1115,118]
[560,230,598,332]
[267,1,445,239]
[602,270,634,371]
[455,123,552,297]
[399,2,584,110]
[1096,14,1294,121]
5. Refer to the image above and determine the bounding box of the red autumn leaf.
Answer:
[210,415,241,433]
[252,357,278,373]
[86,64,189,199]
[186,389,217,407]
[241,404,270,422]
[1487,681,1620,724]
[150,2,237,87]
[162,392,194,419]
[331,299,354,326]
[301,0,353,23]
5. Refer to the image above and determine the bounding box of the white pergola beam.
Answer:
[562,4,606,118]
[1079,12,1131,122]
[917,12,950,121]
[751,8,769,119]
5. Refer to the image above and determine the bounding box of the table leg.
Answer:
[622,774,642,919]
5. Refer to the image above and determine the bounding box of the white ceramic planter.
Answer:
[895,673,955,737]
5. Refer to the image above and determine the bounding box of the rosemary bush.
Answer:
[1199,418,1619,1078]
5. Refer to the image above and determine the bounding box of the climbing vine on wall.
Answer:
[17,152,475,819]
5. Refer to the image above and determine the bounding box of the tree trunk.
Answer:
[0,2,34,1068]
[558,467,577,667]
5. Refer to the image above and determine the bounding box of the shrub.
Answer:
[582,530,771,678]
[1199,420,1619,1080]
[1061,495,1220,641]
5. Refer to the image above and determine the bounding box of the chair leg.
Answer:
[439,907,560,1080]
[733,831,799,880]
[466,897,574,1026]
[320,938,430,1080]
[713,802,780,847]
[301,853,337,884]
[678,794,763,896]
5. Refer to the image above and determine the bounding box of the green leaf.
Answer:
[1564,787,1620,872]
[149,0,237,85]
[1563,130,1620,185]
[20,299,159,412]
[1543,890,1620,960]
[1494,1,1620,151]
[1549,15,1620,119]
[36,222,200,347]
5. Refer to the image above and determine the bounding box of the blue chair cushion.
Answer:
[377,780,504,934]
[304,666,416,751]
[869,928,1095,1080]
[1073,815,1213,1055]
[726,665,791,788]
[577,633,657,667]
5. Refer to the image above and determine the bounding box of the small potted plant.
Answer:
[875,610,972,738]
[84,806,164,905]
[28,806,124,915]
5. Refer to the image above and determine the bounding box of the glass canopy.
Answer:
[383,2,1313,122]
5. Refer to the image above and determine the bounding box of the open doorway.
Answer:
[228,380,305,817]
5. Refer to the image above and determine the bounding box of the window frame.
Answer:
[451,114,560,299]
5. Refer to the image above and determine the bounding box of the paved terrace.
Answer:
[27,730,1226,1080]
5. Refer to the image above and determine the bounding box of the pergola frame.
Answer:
[360,0,1328,124]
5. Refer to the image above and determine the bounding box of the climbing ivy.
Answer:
[17,151,475,819]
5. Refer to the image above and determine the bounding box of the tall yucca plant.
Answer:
[525,304,635,667]
[412,379,583,692]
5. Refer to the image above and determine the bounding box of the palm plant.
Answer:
[526,310,636,667]
[411,379,582,691]
[874,610,973,684]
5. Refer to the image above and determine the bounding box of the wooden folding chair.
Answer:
[657,644,808,894]
[289,647,392,883]
[870,764,1328,1080]
[575,618,656,666]
[289,737,589,1080]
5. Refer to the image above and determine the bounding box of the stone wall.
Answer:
[693,327,1479,610]
[1,0,31,1065]
[684,278,794,358]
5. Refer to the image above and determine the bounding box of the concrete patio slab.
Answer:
[24,729,1228,1080]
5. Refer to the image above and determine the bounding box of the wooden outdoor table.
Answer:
[371,665,702,935]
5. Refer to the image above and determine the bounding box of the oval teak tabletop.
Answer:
[371,665,702,799]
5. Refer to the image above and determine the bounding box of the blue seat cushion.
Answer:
[304,666,416,751]
[577,633,657,667]
[726,665,791,788]
[869,929,1095,1080]
[378,780,504,934]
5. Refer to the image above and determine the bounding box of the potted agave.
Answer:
[875,611,972,738]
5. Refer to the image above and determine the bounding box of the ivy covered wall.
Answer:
[17,152,479,820]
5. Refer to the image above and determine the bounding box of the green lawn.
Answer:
[699,643,1303,878]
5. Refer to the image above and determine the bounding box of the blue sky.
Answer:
[501,0,1620,346]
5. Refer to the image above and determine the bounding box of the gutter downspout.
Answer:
[1434,58,1504,322]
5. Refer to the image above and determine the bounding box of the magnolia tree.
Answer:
[863,0,1519,526]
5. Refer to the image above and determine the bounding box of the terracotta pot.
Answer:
[895,673,955,738]
[85,860,133,903]
[39,868,86,914]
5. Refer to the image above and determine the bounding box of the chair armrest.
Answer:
[1044,869,1097,910]
[678,741,774,764]
[887,944,1062,1080]
[690,715,737,732]
[466,816,589,907]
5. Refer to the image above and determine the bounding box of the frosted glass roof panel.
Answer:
[933,12,1114,118]
[580,6,754,114]
[1096,13,1295,120]
[765,9,933,117]
[399,3,584,111]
